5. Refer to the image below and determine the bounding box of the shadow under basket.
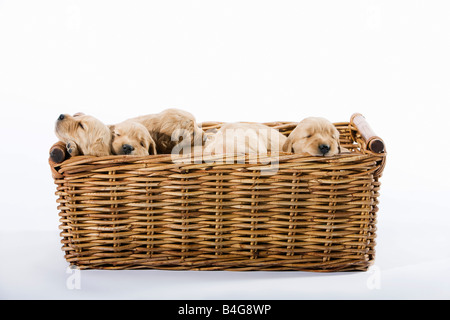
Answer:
[49,113,386,272]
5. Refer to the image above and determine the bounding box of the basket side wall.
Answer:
[55,155,379,271]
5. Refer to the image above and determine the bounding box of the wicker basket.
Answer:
[49,113,386,272]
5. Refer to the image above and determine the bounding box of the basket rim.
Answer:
[49,115,387,178]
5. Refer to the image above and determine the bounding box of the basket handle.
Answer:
[49,141,69,163]
[48,142,69,179]
[350,113,385,153]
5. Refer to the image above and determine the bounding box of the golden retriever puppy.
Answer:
[122,108,205,155]
[203,122,287,155]
[283,117,341,156]
[55,113,112,156]
[110,121,157,156]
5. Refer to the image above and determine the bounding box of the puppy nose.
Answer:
[319,144,330,155]
[58,114,65,121]
[122,144,134,154]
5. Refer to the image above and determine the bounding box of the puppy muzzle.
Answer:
[319,144,330,155]
[122,144,134,155]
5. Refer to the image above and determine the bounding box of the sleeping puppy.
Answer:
[55,113,112,156]
[118,108,205,155]
[203,122,287,155]
[283,117,341,156]
[110,121,157,156]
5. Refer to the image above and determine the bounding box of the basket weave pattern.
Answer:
[50,119,386,271]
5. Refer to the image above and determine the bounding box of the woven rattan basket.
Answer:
[49,113,386,272]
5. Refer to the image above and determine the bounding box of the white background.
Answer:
[0,0,449,300]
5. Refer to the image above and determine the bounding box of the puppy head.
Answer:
[55,113,112,156]
[283,117,341,156]
[110,121,157,156]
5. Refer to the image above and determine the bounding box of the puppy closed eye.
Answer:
[78,123,85,130]
[140,141,145,147]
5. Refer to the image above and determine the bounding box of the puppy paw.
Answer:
[66,142,80,156]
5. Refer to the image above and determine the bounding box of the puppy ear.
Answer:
[149,140,157,155]
[86,137,112,156]
[282,137,293,153]
[193,127,206,147]
[334,128,342,154]
[89,141,111,156]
